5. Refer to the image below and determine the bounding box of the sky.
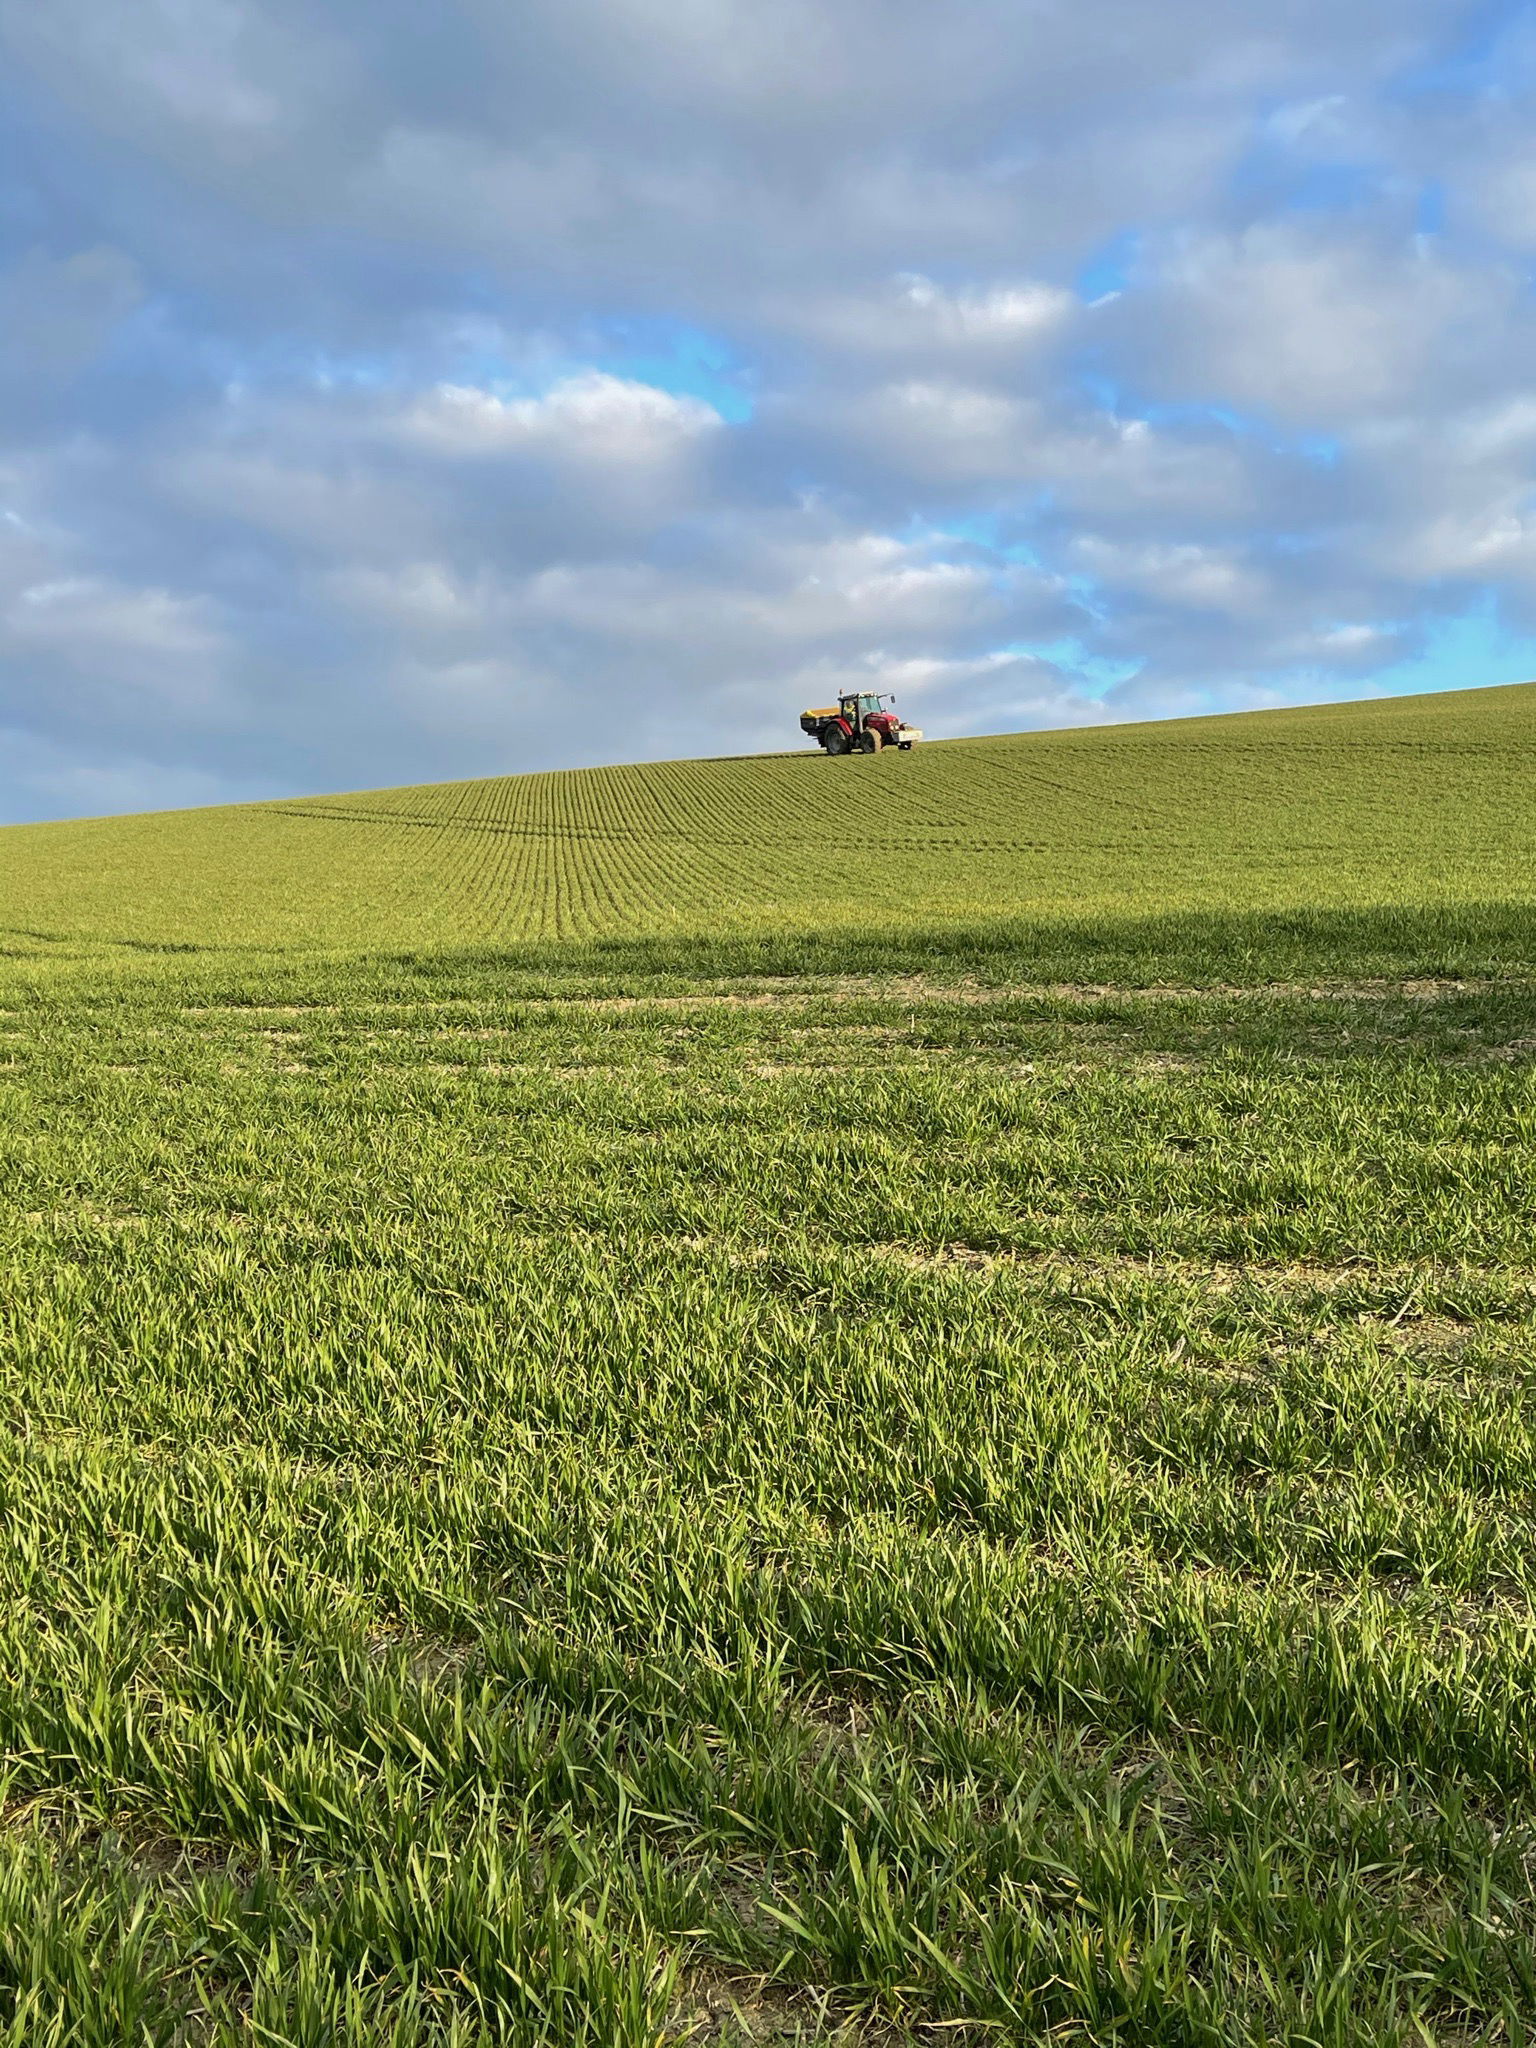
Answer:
[2,0,1536,821]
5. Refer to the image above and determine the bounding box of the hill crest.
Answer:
[4,681,1533,957]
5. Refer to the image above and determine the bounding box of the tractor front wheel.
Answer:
[858,728,883,753]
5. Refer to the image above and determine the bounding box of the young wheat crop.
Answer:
[2,686,1536,2043]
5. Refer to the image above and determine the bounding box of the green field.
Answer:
[4,684,1536,2045]
[4,681,1533,961]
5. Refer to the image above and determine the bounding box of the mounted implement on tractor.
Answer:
[800,692,923,755]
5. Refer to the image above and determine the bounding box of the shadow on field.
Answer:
[33,903,1536,1020]
[384,902,1536,991]
[0,924,263,958]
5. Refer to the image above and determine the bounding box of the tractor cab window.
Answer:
[857,694,882,715]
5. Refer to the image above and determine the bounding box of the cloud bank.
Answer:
[1,0,1534,818]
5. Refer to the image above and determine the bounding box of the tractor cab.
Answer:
[799,691,923,755]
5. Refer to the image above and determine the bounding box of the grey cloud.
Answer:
[0,0,1531,822]
[0,247,142,386]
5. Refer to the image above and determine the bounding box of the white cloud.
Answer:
[9,576,219,658]
[1121,223,1527,424]
[1265,94,1350,144]
[1071,536,1271,612]
[790,272,1076,359]
[393,374,722,460]
[325,560,495,632]
[163,441,435,560]
[1391,510,1536,583]
[828,378,1035,487]
[498,530,1010,652]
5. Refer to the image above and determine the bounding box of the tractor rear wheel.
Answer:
[824,727,850,755]
[858,727,883,752]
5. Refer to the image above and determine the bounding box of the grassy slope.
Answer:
[4,686,1536,2044]
[3,681,1534,961]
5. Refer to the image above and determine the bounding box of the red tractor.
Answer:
[799,692,923,755]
